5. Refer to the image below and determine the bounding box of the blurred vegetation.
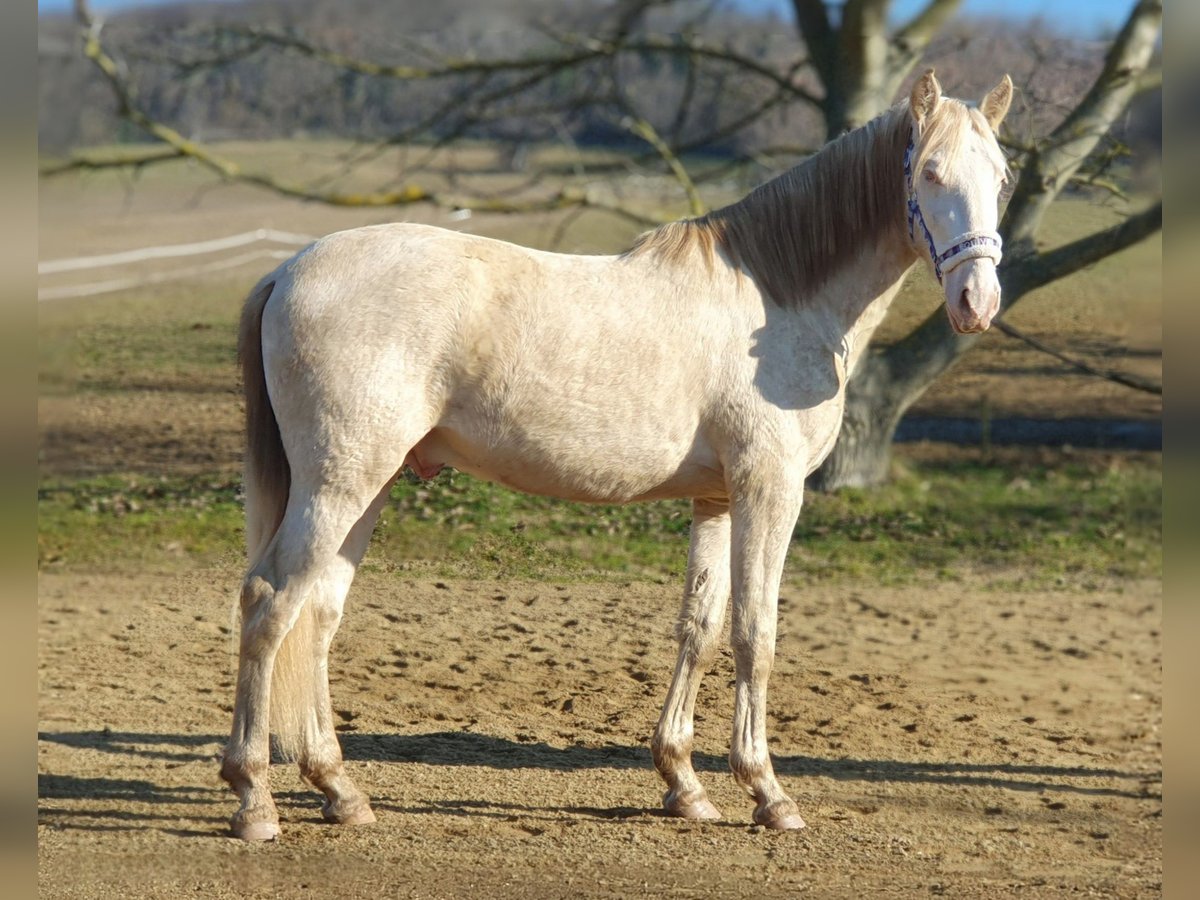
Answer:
[38,0,1159,162]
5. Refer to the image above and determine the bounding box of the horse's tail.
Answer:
[239,275,289,566]
[237,275,313,762]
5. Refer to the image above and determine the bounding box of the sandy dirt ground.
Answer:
[38,567,1161,898]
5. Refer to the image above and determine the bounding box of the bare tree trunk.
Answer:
[793,0,962,137]
[809,305,976,491]
[809,350,912,489]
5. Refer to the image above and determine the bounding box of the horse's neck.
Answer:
[809,234,918,376]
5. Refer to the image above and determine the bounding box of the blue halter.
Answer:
[903,133,1002,284]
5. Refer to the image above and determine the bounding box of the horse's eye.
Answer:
[922,168,941,186]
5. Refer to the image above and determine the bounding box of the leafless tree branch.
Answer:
[1007,201,1161,296]
[885,1,963,94]
[1002,0,1162,256]
[67,0,663,225]
[39,144,185,176]
[622,115,706,216]
[892,0,962,50]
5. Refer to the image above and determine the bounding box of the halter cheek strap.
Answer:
[904,134,1002,285]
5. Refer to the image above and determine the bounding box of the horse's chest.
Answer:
[767,345,849,474]
[802,397,847,474]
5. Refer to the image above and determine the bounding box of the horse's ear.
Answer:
[980,74,1014,132]
[909,69,942,126]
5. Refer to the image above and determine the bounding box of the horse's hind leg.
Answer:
[221,480,390,841]
[652,499,731,820]
[295,482,395,826]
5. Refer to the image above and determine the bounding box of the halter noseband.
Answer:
[904,133,1002,284]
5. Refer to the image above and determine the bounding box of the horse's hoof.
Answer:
[231,818,281,842]
[322,799,376,826]
[664,791,722,821]
[754,801,807,831]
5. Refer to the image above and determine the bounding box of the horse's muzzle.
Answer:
[944,258,1000,334]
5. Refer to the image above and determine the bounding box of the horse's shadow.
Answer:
[38,728,1160,837]
[336,731,1157,801]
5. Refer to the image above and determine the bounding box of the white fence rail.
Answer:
[38,228,317,301]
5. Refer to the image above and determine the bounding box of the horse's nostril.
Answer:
[959,287,972,312]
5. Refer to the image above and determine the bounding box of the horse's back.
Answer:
[257,222,738,502]
[257,220,844,502]
[262,223,527,395]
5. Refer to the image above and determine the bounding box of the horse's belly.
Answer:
[409,426,723,504]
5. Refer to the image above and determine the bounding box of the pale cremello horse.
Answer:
[221,70,1013,840]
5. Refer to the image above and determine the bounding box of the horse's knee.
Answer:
[675,581,725,665]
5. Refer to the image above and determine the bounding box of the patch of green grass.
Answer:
[71,318,238,393]
[38,474,247,573]
[790,456,1160,586]
[38,455,1160,587]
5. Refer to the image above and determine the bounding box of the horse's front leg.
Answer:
[727,459,806,830]
[652,498,731,820]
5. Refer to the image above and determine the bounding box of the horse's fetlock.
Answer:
[219,750,266,789]
[299,755,342,788]
[651,732,691,774]
[728,752,768,792]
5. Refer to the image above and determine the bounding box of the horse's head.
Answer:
[906,70,1013,334]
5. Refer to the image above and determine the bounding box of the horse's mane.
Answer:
[623,99,1003,308]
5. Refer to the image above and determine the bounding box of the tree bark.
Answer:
[809,349,913,489]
